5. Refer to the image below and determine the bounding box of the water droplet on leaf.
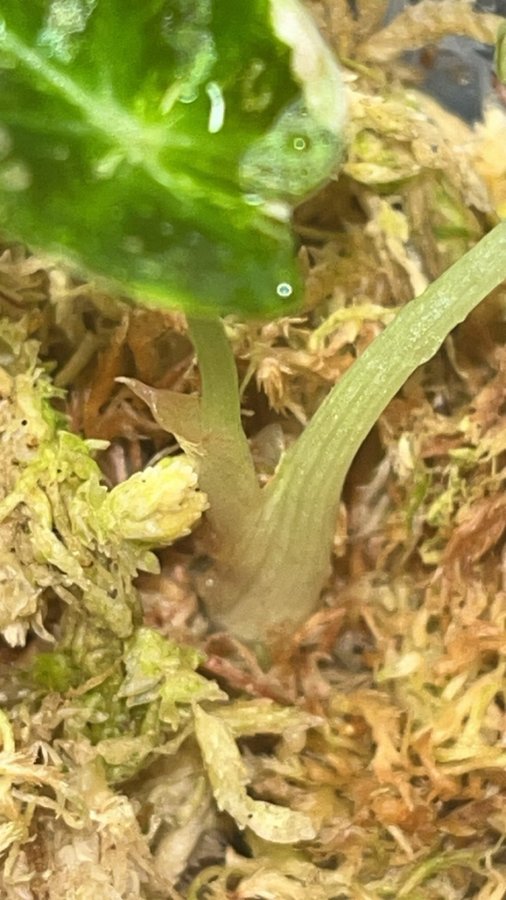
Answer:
[276,282,293,298]
[239,100,343,202]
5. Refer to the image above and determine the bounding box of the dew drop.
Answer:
[293,136,307,151]
[276,282,293,299]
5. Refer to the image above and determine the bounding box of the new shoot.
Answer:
[1,0,505,640]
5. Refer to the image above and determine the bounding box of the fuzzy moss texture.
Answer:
[0,1,506,899]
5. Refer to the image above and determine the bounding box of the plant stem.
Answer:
[201,221,506,640]
[273,220,506,502]
[187,317,261,546]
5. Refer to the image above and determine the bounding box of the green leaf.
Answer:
[0,0,345,317]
